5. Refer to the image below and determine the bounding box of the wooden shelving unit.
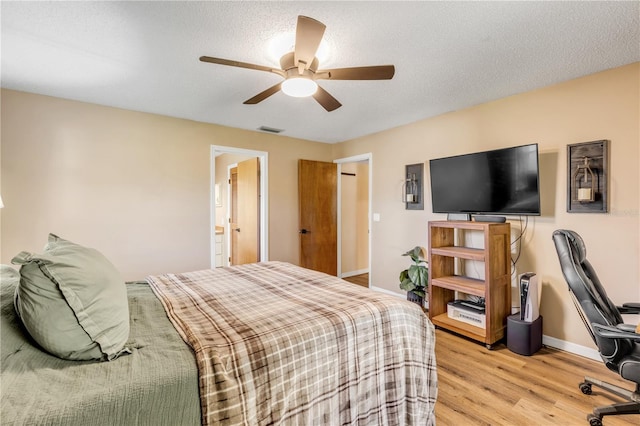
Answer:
[428,221,511,348]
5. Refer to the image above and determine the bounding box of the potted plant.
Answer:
[399,246,429,307]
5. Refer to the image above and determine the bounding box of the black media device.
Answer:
[430,144,541,220]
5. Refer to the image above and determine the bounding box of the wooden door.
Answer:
[299,159,337,275]
[235,158,260,265]
[229,158,260,265]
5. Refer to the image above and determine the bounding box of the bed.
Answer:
[1,261,436,425]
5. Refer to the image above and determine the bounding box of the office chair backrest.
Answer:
[552,229,631,369]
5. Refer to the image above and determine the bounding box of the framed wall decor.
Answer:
[404,163,424,210]
[567,140,608,213]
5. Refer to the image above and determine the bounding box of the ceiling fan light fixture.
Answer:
[281,77,318,97]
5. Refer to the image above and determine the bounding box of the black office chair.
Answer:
[552,229,640,425]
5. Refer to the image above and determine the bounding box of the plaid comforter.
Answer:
[147,261,437,425]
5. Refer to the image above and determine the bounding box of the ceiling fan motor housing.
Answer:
[280,52,319,75]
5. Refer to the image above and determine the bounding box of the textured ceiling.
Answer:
[2,1,639,143]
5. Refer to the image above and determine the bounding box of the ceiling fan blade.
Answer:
[200,56,284,76]
[294,16,326,71]
[312,86,342,112]
[243,83,282,105]
[315,65,395,80]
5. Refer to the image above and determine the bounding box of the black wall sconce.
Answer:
[403,163,424,210]
[567,140,608,213]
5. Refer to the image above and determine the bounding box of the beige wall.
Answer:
[340,161,369,275]
[332,63,640,349]
[0,89,332,280]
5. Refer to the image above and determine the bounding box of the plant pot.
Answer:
[406,291,424,307]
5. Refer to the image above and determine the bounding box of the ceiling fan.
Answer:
[199,16,395,112]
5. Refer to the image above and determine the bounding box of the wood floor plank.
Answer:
[342,273,369,288]
[434,329,639,425]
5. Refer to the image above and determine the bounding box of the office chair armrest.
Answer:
[618,302,640,314]
[593,323,640,340]
[616,323,638,333]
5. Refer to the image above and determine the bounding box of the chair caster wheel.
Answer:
[579,382,592,395]
[587,414,602,426]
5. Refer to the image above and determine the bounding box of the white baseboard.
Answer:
[340,269,369,278]
[542,335,600,361]
[371,286,404,298]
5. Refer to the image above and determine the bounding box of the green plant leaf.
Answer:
[411,246,422,262]
[407,264,419,283]
[418,266,429,285]
[407,265,428,288]
[402,246,421,263]
[399,278,416,292]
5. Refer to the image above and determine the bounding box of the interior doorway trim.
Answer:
[225,162,236,267]
[210,145,269,268]
[334,153,372,288]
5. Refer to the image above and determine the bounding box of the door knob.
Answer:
[234,228,240,232]
[299,229,310,234]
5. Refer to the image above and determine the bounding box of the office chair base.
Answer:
[581,376,640,425]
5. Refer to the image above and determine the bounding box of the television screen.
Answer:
[429,144,540,216]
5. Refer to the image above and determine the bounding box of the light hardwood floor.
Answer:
[435,328,638,425]
[342,273,369,288]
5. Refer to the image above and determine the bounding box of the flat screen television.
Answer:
[429,143,540,218]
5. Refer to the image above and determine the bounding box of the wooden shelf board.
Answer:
[431,246,485,261]
[431,276,486,296]
[429,220,499,231]
[431,313,485,339]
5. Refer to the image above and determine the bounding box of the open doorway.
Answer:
[335,153,372,288]
[210,146,268,268]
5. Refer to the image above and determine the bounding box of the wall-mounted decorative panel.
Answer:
[404,163,424,210]
[567,140,608,213]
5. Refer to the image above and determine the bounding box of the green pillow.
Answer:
[12,234,130,361]
[1,264,20,283]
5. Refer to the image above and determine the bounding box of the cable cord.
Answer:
[510,215,528,276]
